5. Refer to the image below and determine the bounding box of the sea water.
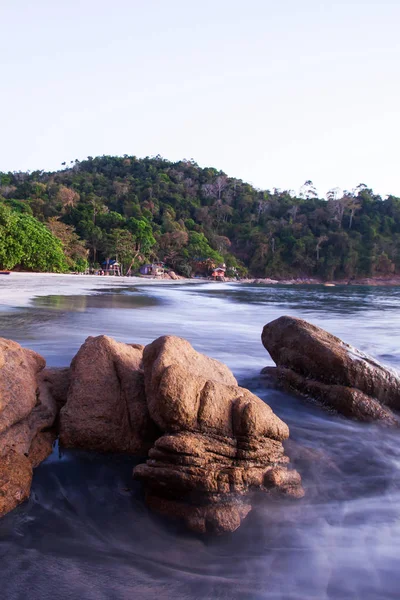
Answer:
[1,274,400,599]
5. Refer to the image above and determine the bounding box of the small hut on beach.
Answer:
[101,260,121,276]
[139,262,165,276]
[211,265,226,281]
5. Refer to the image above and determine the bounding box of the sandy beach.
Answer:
[0,272,208,308]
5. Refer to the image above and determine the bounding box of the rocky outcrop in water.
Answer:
[262,316,400,424]
[0,332,303,532]
[59,336,158,454]
[0,339,58,517]
[133,336,303,533]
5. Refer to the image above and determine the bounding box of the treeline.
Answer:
[1,155,400,279]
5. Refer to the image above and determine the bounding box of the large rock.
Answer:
[134,336,303,533]
[142,335,237,430]
[59,336,158,454]
[0,338,57,517]
[0,451,33,517]
[0,338,46,437]
[262,316,400,424]
[38,367,70,411]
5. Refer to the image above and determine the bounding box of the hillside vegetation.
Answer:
[1,155,400,279]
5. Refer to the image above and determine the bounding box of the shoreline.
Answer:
[0,272,213,310]
[5,271,400,287]
[239,276,400,287]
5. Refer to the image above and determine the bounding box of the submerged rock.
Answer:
[0,338,57,517]
[59,335,158,454]
[262,316,400,424]
[134,336,303,534]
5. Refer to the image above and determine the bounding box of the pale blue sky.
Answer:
[1,0,399,196]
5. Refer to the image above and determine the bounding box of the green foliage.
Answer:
[0,204,68,272]
[184,232,223,263]
[126,217,156,255]
[46,217,88,272]
[2,155,400,279]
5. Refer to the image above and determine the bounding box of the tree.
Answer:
[158,230,189,268]
[85,223,104,264]
[316,235,328,261]
[328,196,346,227]
[124,218,156,274]
[210,234,231,254]
[326,187,342,202]
[299,180,317,199]
[374,252,395,275]
[88,194,108,224]
[46,217,88,271]
[346,197,362,229]
[57,186,80,213]
[108,229,136,273]
[184,232,224,263]
[0,204,68,272]
[0,204,21,269]
[287,205,299,223]
[202,183,216,198]
[257,198,270,221]
[215,175,228,199]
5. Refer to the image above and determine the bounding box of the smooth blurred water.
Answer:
[1,274,400,600]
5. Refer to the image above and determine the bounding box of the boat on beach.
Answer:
[0,271,10,275]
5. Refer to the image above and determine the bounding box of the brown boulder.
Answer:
[262,316,400,423]
[0,338,46,436]
[0,338,57,517]
[134,336,303,533]
[0,451,33,517]
[142,335,237,431]
[38,367,70,410]
[59,336,158,454]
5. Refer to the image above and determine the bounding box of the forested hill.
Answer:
[1,154,400,279]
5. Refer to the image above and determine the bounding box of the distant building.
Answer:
[101,259,121,276]
[139,262,164,276]
[211,265,226,281]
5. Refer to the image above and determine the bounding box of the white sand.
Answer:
[0,272,200,308]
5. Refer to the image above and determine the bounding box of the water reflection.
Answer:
[33,291,162,311]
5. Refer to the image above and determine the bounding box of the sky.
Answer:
[1,0,399,197]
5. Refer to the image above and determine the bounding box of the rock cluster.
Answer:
[133,336,303,533]
[0,332,303,533]
[262,315,400,425]
[3,317,399,531]
[0,339,58,516]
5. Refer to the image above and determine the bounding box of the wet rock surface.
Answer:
[262,316,400,424]
[134,336,303,533]
[59,335,158,454]
[0,332,303,532]
[0,338,57,516]
[38,367,70,411]
[0,451,33,517]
